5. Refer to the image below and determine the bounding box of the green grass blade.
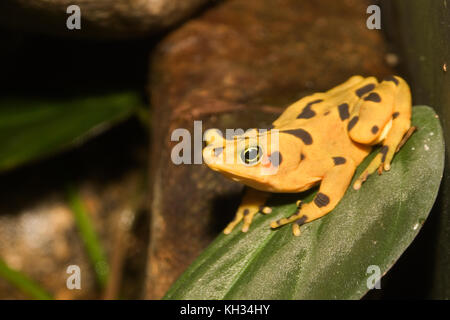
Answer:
[0,258,53,300]
[67,186,109,289]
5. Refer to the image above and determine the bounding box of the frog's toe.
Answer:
[353,171,369,190]
[242,208,258,232]
[223,210,244,234]
[224,219,241,234]
[260,206,272,214]
[292,223,301,237]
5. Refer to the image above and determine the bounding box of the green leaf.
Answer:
[0,92,142,172]
[165,105,444,300]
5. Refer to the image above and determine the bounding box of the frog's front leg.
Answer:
[224,188,271,234]
[270,158,356,236]
[352,76,413,189]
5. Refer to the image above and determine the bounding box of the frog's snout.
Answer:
[203,128,227,168]
[204,128,224,146]
[202,145,222,170]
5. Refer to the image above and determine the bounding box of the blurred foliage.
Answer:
[67,185,110,289]
[0,28,150,300]
[0,92,143,172]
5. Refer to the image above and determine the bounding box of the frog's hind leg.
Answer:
[223,188,271,234]
[348,78,397,145]
[353,76,412,190]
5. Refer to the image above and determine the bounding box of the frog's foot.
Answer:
[224,207,255,234]
[223,189,271,234]
[223,205,272,234]
[353,126,417,190]
[270,201,307,236]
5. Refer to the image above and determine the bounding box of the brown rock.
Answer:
[146,0,394,299]
[0,0,210,39]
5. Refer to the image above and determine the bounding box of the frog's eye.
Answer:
[241,146,263,165]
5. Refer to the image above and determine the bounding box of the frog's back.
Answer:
[272,76,377,129]
[270,76,381,165]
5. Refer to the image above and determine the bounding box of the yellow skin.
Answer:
[203,75,413,236]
